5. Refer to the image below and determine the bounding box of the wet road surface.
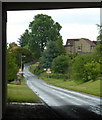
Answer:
[23,64,102,120]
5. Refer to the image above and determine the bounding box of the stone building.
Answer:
[64,38,97,54]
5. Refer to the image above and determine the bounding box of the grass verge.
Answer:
[29,64,101,97]
[40,76,101,97]
[7,78,41,103]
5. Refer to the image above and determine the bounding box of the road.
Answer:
[23,64,102,120]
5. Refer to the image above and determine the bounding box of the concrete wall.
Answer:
[2,4,7,119]
[0,2,2,120]
[1,0,101,2]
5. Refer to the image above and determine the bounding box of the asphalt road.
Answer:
[23,64,102,120]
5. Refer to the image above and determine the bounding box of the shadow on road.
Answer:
[2,103,102,120]
[51,105,102,120]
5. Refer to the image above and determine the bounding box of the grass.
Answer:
[40,76,101,97]
[7,78,41,103]
[29,63,101,97]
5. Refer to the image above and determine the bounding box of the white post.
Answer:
[21,54,22,70]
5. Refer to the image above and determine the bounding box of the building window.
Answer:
[77,46,81,50]
[68,43,71,45]
[90,45,93,49]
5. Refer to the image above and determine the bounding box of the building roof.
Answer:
[65,38,96,47]
[12,46,20,50]
[81,38,96,46]
[65,39,80,47]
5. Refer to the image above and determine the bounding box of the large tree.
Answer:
[28,34,41,60]
[29,14,62,52]
[18,29,30,47]
[18,14,62,60]
[40,38,65,69]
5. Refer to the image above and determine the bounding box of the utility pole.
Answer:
[21,54,25,71]
[21,54,22,70]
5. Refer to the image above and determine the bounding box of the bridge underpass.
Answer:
[0,1,101,120]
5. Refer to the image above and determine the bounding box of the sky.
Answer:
[7,8,100,45]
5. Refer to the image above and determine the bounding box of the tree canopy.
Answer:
[7,43,19,82]
[40,39,65,69]
[29,14,62,51]
[18,29,30,47]
[18,14,62,60]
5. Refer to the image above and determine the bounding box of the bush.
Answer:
[84,61,100,81]
[29,62,43,75]
[52,55,69,74]
[72,54,100,82]
[50,73,69,79]
[7,52,19,83]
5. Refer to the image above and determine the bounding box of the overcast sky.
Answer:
[7,8,100,45]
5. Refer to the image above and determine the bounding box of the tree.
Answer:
[28,34,41,60]
[40,38,65,69]
[7,46,19,82]
[72,54,96,83]
[96,24,102,41]
[55,36,65,55]
[8,42,34,68]
[29,14,62,52]
[40,41,58,69]
[14,47,34,68]
[92,24,102,74]
[84,61,100,81]
[18,29,30,47]
[52,55,69,73]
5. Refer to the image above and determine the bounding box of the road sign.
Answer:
[18,68,23,73]
[46,68,51,73]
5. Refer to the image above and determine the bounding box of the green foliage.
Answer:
[96,24,102,41]
[28,35,41,60]
[18,14,62,60]
[84,61,100,81]
[7,49,19,82]
[14,47,34,67]
[7,43,34,82]
[18,29,30,47]
[40,39,65,69]
[52,55,69,73]
[93,43,102,65]
[40,41,58,68]
[29,62,43,75]
[29,14,62,52]
[72,54,100,82]
[49,73,69,80]
[55,36,65,55]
